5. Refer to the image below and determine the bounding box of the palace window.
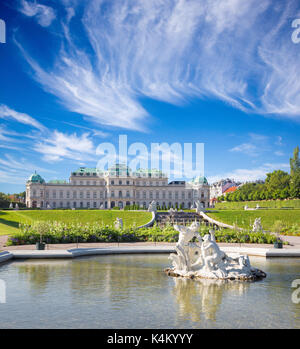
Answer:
[46,191,49,198]
[87,202,90,208]
[93,191,97,199]
[73,202,77,208]
[100,191,103,198]
[111,180,114,185]
[143,191,146,199]
[40,190,43,197]
[87,191,90,199]
[126,180,130,185]
[66,191,70,199]
[119,180,122,185]
[53,202,56,208]
[67,202,70,208]
[52,190,56,198]
[136,191,140,199]
[93,202,97,208]
[111,191,115,198]
[73,191,77,198]
[59,191,63,199]
[175,191,178,199]
[126,191,130,198]
[149,191,153,199]
[162,191,166,199]
[168,192,172,199]
[156,191,159,199]
[60,202,63,208]
[80,192,83,199]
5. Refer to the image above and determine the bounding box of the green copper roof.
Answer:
[27,172,45,184]
[189,176,208,185]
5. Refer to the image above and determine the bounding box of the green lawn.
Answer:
[214,199,300,210]
[0,210,152,235]
[207,209,300,232]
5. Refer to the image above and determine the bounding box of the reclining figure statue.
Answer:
[167,224,266,281]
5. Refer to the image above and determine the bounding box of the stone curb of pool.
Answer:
[1,246,300,265]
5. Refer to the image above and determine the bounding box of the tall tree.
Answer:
[265,170,290,193]
[290,146,300,177]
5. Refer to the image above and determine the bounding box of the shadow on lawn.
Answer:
[0,211,20,229]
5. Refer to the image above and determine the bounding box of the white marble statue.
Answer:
[252,217,263,232]
[9,203,13,209]
[166,226,266,281]
[15,203,19,210]
[114,217,123,230]
[194,200,202,213]
[46,203,52,209]
[99,204,104,210]
[148,200,157,213]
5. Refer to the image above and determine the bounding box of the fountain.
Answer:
[165,222,266,281]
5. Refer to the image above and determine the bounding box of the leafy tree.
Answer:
[265,170,290,193]
[290,146,300,177]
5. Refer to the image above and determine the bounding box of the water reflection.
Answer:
[2,255,298,328]
[172,277,251,322]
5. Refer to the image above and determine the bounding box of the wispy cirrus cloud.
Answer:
[34,130,96,162]
[0,154,57,185]
[0,104,45,131]
[229,133,270,157]
[0,104,100,163]
[15,0,300,131]
[208,162,290,183]
[18,0,56,27]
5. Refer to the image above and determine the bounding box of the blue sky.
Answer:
[0,0,300,193]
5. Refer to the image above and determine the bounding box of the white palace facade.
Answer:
[26,164,210,209]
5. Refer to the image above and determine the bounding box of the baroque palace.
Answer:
[26,164,210,209]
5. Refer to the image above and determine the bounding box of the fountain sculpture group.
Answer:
[165,222,266,281]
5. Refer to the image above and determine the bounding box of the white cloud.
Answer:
[0,104,45,131]
[208,162,290,183]
[19,0,56,27]
[0,154,57,185]
[34,130,96,162]
[229,133,270,156]
[15,0,300,131]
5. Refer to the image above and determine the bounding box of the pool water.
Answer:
[0,254,299,328]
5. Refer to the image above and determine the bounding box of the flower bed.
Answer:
[6,221,278,245]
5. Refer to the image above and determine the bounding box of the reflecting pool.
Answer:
[0,255,299,328]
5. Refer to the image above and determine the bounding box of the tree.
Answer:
[290,146,300,198]
[290,172,300,198]
[265,170,290,193]
[290,146,300,177]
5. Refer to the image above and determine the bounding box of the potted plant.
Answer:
[272,220,285,249]
[274,237,283,249]
[35,221,48,250]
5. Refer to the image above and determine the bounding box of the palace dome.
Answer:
[189,176,208,185]
[27,172,45,184]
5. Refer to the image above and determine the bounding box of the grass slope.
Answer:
[214,199,300,210]
[0,210,152,235]
[207,209,300,231]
